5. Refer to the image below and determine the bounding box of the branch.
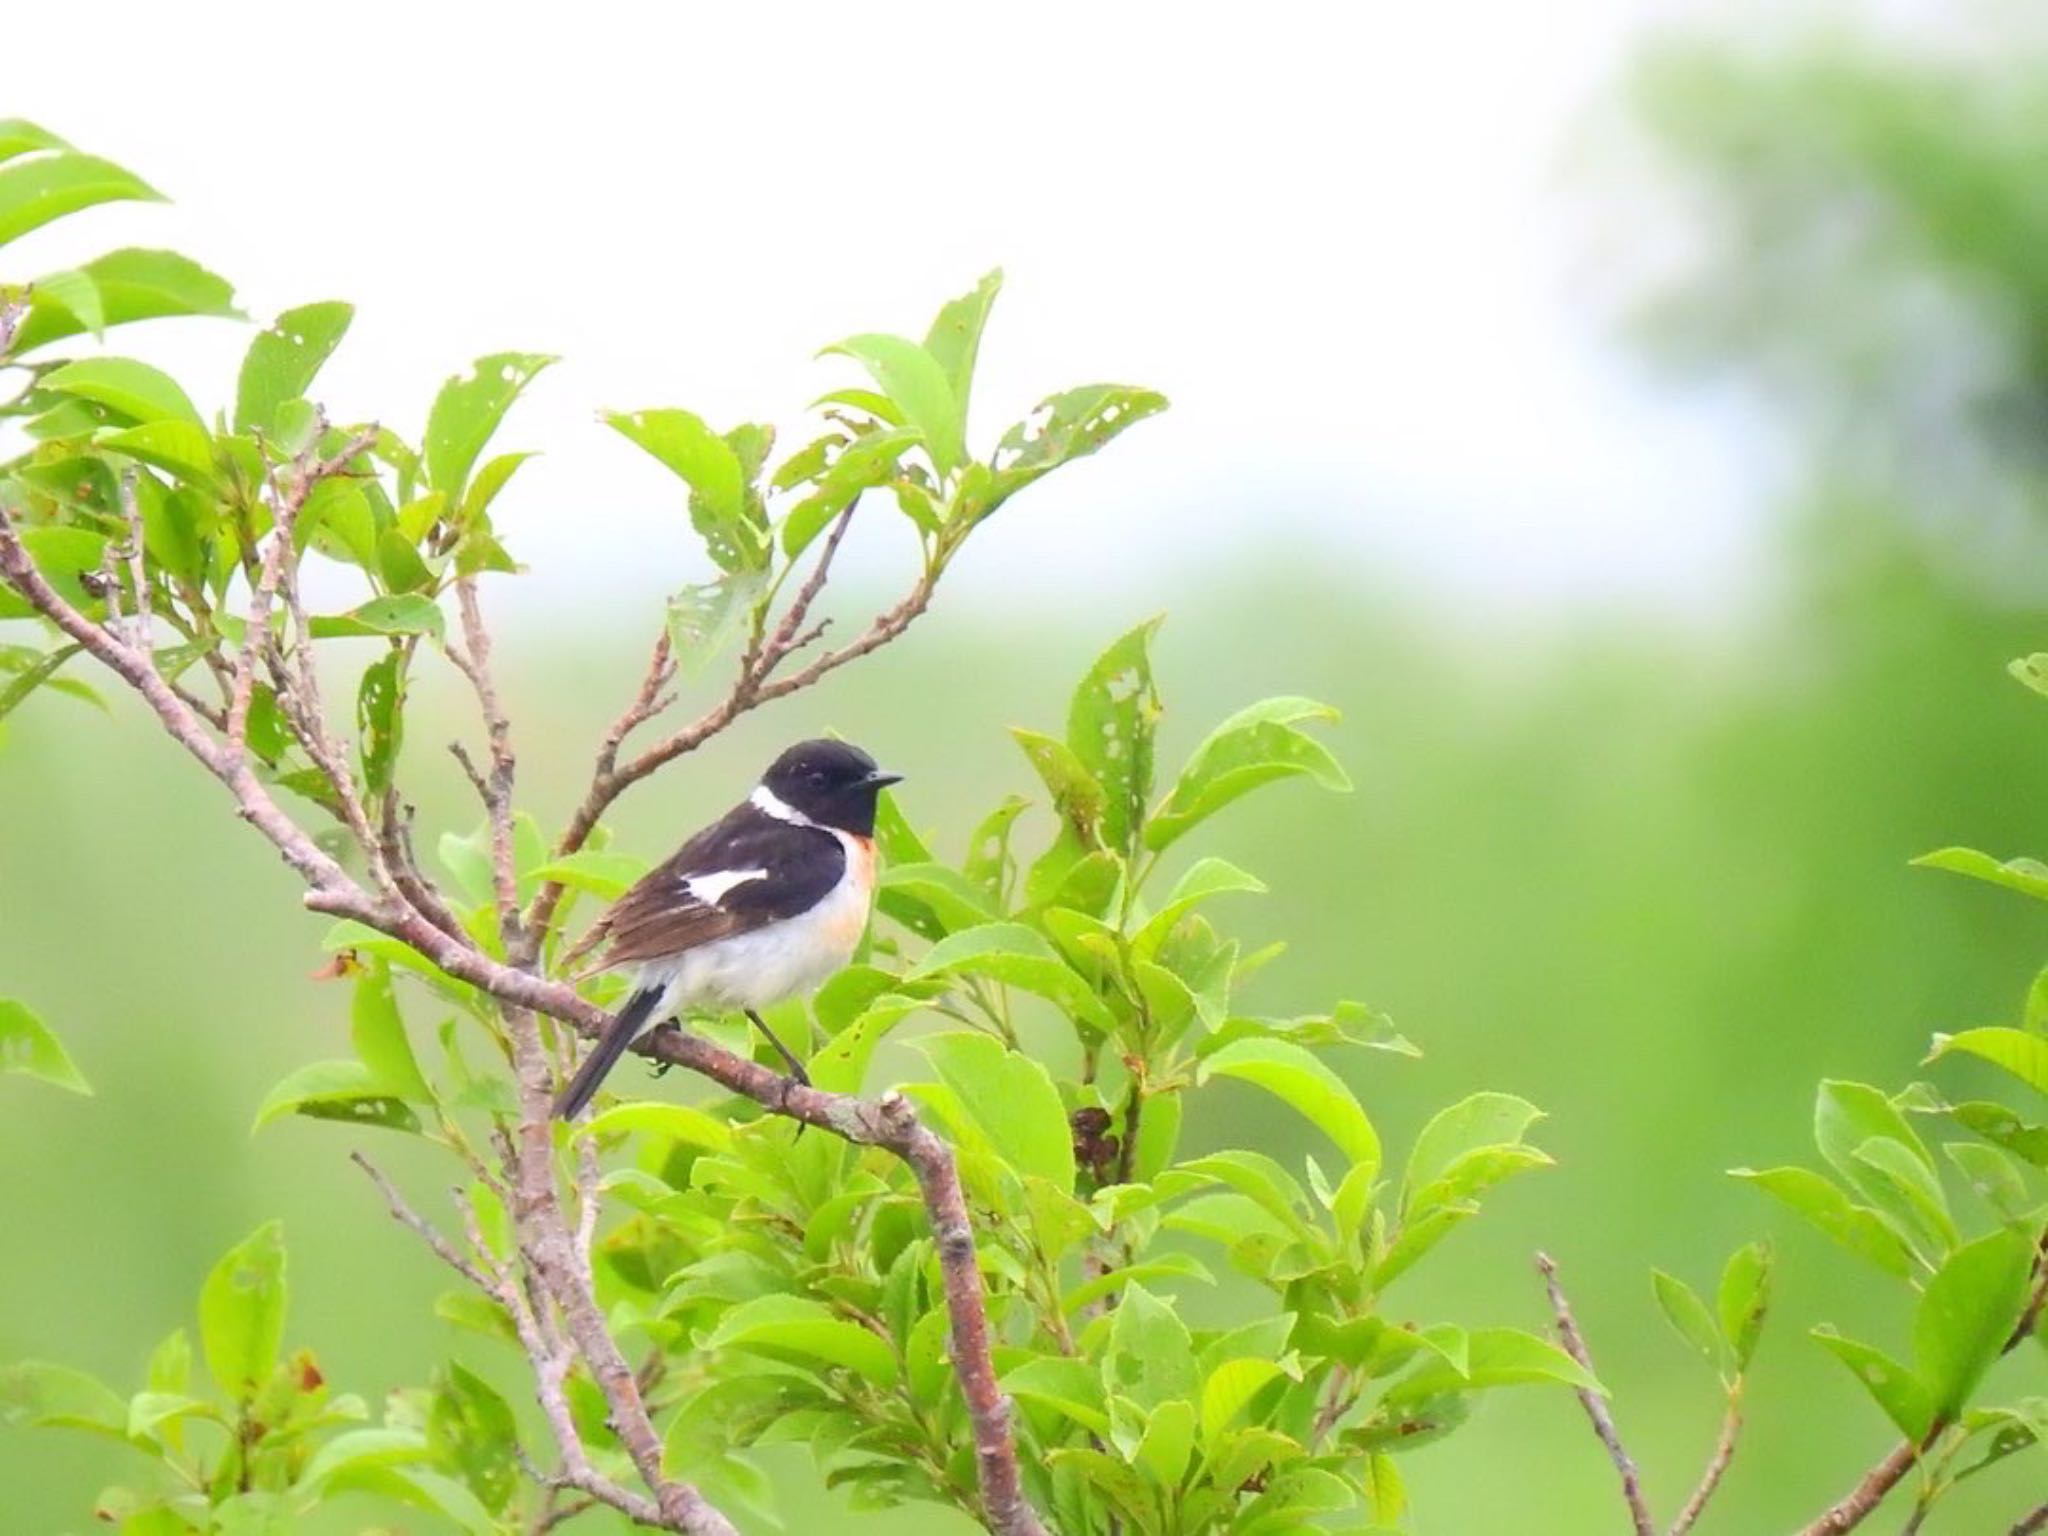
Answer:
[1800,1221,2048,1535]
[1665,1384,1742,1536]
[450,576,523,946]
[2013,1503,2048,1536]
[521,495,937,952]
[1535,1252,1656,1536]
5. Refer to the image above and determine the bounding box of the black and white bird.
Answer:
[551,739,901,1120]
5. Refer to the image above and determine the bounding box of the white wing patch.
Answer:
[681,868,768,906]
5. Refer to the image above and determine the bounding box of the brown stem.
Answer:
[2011,1503,2048,1536]
[1665,1381,1742,1536]
[1535,1252,1656,1536]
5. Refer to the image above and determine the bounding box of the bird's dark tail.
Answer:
[553,987,663,1120]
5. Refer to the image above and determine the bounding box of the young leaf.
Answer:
[356,651,404,801]
[817,334,964,478]
[909,922,1114,1032]
[41,356,202,427]
[308,594,445,642]
[603,408,765,572]
[0,151,160,248]
[1913,846,2048,903]
[1383,1327,1602,1402]
[704,1294,899,1386]
[199,1222,287,1401]
[1730,1165,1916,1277]
[1068,617,1163,857]
[236,302,353,433]
[1811,1327,1935,1441]
[1652,1269,1727,1372]
[425,353,553,503]
[8,248,240,355]
[1147,697,1348,852]
[1926,1027,2048,1096]
[252,1059,420,1134]
[1102,1283,1199,1410]
[923,270,1002,444]
[1716,1241,1772,1371]
[0,1360,127,1435]
[1912,1226,2033,1420]
[0,998,89,1093]
[917,1031,1076,1189]
[351,962,431,1101]
[982,384,1168,508]
[1199,1036,1380,1174]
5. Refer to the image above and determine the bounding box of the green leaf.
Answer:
[430,1362,519,1514]
[0,998,89,1093]
[909,922,1114,1032]
[528,849,649,902]
[0,1361,128,1441]
[923,270,1002,442]
[576,1100,733,1153]
[666,569,765,674]
[199,1222,287,1401]
[2010,653,2048,696]
[1201,1357,1284,1445]
[1717,1241,1772,1371]
[1815,1080,1935,1185]
[1944,1142,2036,1224]
[705,1294,899,1385]
[880,862,1001,934]
[127,1390,214,1443]
[1913,1227,2033,1420]
[1403,1092,1545,1204]
[31,268,103,336]
[0,644,89,726]
[983,384,1168,508]
[352,962,431,1100]
[1147,697,1349,851]
[251,1059,421,1134]
[1811,1328,1934,1441]
[1003,1354,1110,1435]
[809,995,922,1095]
[0,151,160,248]
[1928,1027,2048,1096]
[298,1426,432,1491]
[1914,846,2048,903]
[425,353,553,502]
[42,356,202,426]
[356,651,404,801]
[1384,1327,1602,1402]
[8,249,240,355]
[0,120,68,164]
[1200,1037,1379,1173]
[1133,858,1266,956]
[99,421,217,487]
[1652,1270,1726,1372]
[236,302,352,434]
[918,1031,1075,1189]
[1850,1135,1958,1258]
[1132,1397,1196,1486]
[818,334,964,478]
[1012,726,1106,842]
[780,427,916,558]
[1731,1166,1915,1277]
[1103,1283,1198,1410]
[1068,617,1163,857]
[604,408,764,572]
[308,594,445,642]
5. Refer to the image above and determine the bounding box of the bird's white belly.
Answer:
[642,864,870,1017]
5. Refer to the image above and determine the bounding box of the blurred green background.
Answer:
[7,18,2048,1536]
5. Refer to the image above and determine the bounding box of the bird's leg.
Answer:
[644,1020,683,1078]
[744,1009,811,1087]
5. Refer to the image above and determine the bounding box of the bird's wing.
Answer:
[570,802,847,974]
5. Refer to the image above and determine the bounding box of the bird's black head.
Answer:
[759,739,902,836]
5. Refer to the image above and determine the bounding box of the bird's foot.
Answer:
[643,1021,683,1078]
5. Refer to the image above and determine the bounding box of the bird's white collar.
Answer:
[750,784,817,827]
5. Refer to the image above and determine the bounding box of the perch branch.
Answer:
[1535,1252,1656,1536]
[1665,1383,1742,1536]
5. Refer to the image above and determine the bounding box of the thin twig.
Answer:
[1536,1252,1656,1536]
[1666,1383,1742,1536]
[352,1152,494,1291]
[2011,1503,2048,1536]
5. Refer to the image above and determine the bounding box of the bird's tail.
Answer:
[553,986,663,1120]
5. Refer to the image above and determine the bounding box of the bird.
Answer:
[551,738,902,1120]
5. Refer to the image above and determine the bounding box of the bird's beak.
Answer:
[864,769,905,789]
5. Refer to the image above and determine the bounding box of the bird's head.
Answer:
[758,739,902,836]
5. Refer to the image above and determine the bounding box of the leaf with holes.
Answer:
[818,334,963,478]
[1068,617,1163,857]
[236,301,352,433]
[425,353,553,503]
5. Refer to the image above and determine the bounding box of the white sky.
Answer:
[9,0,1771,626]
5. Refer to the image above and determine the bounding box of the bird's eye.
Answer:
[808,770,829,788]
